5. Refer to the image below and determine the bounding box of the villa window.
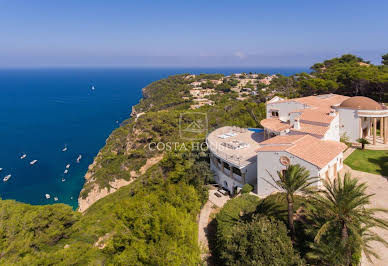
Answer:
[232,167,242,176]
[271,111,279,117]
[223,162,230,170]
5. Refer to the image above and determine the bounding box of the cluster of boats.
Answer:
[1,153,38,182]
[2,85,96,200]
[45,194,58,201]
[2,145,83,188]
[62,155,82,175]
[50,149,82,201]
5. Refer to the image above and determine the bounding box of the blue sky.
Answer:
[1,0,387,67]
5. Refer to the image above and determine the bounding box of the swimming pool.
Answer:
[248,128,264,133]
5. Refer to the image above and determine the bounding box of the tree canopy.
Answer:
[382,53,388,65]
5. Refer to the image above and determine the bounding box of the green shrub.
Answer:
[218,216,302,266]
[241,183,254,194]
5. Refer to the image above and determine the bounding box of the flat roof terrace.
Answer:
[206,126,264,167]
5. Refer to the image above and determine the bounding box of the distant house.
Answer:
[209,79,223,85]
[190,81,202,87]
[258,75,276,85]
[184,74,196,80]
[190,98,214,109]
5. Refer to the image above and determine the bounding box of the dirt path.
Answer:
[341,165,388,266]
[198,188,230,262]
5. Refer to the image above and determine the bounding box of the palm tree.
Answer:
[308,173,388,265]
[357,138,370,149]
[267,164,317,241]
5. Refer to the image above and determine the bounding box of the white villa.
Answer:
[207,94,388,195]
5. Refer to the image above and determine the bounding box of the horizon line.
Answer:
[0,64,311,69]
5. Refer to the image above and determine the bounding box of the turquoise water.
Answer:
[248,128,264,133]
[0,67,306,209]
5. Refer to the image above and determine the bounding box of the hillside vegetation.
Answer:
[1,54,387,264]
[0,72,265,265]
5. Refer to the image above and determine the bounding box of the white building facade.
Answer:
[207,126,263,193]
[207,94,387,196]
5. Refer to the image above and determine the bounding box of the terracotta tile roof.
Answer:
[262,115,331,137]
[258,135,304,145]
[265,95,347,136]
[299,109,335,124]
[290,122,329,137]
[256,145,292,151]
[286,135,347,168]
[294,94,349,110]
[260,118,291,132]
[273,94,349,111]
[339,96,383,110]
[257,135,347,168]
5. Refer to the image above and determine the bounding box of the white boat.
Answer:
[45,194,50,199]
[64,169,68,174]
[62,178,66,182]
[66,164,70,169]
[54,197,58,201]
[30,160,38,165]
[20,154,27,159]
[76,155,82,163]
[62,146,67,152]
[0,168,2,172]
[3,174,11,182]
[91,86,95,90]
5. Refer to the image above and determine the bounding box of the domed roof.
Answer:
[339,96,383,110]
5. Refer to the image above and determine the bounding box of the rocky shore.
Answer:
[78,152,163,212]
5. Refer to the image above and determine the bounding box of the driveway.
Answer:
[341,165,388,266]
[198,187,230,260]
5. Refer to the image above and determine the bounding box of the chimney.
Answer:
[294,118,301,130]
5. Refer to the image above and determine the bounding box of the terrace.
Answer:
[206,126,264,167]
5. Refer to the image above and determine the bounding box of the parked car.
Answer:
[217,188,229,196]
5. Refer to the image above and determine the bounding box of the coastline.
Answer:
[76,84,162,211]
[0,67,308,210]
[74,70,302,211]
[77,151,163,212]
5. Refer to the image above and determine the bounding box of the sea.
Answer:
[0,67,307,209]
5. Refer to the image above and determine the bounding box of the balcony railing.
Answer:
[206,139,250,167]
[211,160,245,184]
